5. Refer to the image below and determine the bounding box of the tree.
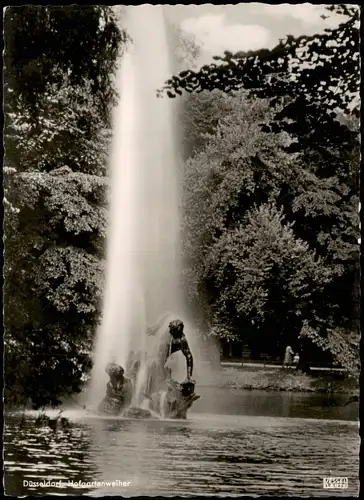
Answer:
[4,5,125,408]
[182,93,297,338]
[179,89,246,160]
[4,6,124,123]
[170,5,359,373]
[159,6,359,120]
[205,204,330,355]
[180,91,359,371]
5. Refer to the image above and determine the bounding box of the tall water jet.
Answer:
[90,5,183,408]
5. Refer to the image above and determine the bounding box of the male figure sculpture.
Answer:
[160,319,194,381]
[145,318,195,401]
[147,318,193,381]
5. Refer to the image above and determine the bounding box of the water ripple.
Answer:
[4,413,359,497]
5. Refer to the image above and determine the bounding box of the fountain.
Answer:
[90,5,200,419]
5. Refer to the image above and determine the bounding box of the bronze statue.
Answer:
[149,318,194,383]
[98,362,133,415]
[98,317,200,419]
[145,318,199,418]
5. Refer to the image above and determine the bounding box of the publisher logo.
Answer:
[323,477,348,489]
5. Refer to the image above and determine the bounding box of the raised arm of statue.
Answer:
[180,337,193,379]
[146,312,173,336]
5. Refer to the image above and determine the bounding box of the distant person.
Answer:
[283,345,294,368]
[293,353,300,369]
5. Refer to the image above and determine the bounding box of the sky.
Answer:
[164,3,348,64]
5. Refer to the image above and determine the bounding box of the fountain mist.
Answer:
[90,6,183,408]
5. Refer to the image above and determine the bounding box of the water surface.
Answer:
[4,389,359,497]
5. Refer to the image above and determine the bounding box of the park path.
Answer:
[220,361,346,373]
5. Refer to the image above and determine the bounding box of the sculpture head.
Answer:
[169,319,184,339]
[106,362,124,385]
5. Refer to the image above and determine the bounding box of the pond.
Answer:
[4,388,359,497]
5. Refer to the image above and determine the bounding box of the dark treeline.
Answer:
[3,5,360,410]
[4,5,125,408]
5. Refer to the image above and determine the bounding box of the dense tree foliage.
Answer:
[182,95,321,339]
[4,5,125,408]
[160,6,359,114]
[4,6,122,122]
[178,90,238,159]
[175,6,360,376]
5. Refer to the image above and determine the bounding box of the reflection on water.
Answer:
[4,390,359,497]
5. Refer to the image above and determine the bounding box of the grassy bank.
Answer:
[202,366,359,394]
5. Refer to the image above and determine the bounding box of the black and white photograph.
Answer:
[3,3,360,497]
